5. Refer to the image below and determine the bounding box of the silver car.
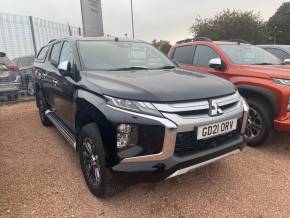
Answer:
[0,52,21,101]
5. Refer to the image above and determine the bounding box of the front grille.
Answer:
[153,92,241,117]
[175,119,242,154]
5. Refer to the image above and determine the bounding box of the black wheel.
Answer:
[13,94,18,101]
[79,123,123,198]
[36,91,52,127]
[245,98,272,147]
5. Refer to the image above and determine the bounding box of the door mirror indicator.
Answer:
[283,59,290,65]
[58,61,71,76]
[209,58,225,70]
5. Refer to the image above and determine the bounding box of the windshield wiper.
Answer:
[110,66,149,71]
[155,65,176,69]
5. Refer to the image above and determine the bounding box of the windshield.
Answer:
[78,41,175,71]
[219,44,282,65]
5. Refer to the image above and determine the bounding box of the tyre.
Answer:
[13,94,18,101]
[79,123,123,198]
[245,98,272,147]
[36,90,52,127]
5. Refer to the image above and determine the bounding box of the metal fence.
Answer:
[0,13,82,102]
[0,13,82,59]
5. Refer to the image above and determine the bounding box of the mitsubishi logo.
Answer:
[209,100,223,117]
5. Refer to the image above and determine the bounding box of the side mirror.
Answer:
[284,59,290,65]
[209,58,225,70]
[58,61,71,76]
[0,52,6,57]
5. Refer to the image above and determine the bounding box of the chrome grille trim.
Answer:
[153,92,240,113]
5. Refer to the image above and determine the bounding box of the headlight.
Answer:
[273,78,290,86]
[105,96,162,117]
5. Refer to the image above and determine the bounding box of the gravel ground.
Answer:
[1,102,290,218]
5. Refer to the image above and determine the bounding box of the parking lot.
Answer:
[1,101,290,217]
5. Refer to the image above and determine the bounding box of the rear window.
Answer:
[172,46,195,64]
[0,56,13,66]
[37,46,49,61]
[15,56,35,67]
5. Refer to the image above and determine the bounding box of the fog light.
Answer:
[117,124,138,149]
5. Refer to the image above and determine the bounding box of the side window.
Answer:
[59,42,74,64]
[37,46,49,61]
[265,48,289,61]
[193,45,220,67]
[172,46,195,64]
[50,42,62,66]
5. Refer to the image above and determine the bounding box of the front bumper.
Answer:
[274,117,290,132]
[110,135,244,183]
[102,96,249,182]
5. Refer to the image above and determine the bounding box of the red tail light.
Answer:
[7,64,19,71]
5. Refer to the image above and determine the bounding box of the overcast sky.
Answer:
[0,0,286,43]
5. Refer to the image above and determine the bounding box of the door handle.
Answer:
[52,79,58,86]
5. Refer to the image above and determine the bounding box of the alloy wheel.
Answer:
[245,107,263,140]
[82,137,101,185]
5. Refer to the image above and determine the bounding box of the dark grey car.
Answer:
[258,45,290,63]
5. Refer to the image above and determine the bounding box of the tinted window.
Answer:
[265,48,290,61]
[50,42,62,65]
[193,45,219,67]
[16,56,35,67]
[59,42,74,64]
[0,56,13,65]
[37,47,49,61]
[172,46,195,64]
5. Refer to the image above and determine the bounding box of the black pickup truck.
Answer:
[34,37,249,198]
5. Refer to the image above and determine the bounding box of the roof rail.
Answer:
[176,37,212,44]
[224,39,251,44]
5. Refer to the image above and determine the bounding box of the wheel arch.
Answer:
[237,84,279,117]
[74,94,118,166]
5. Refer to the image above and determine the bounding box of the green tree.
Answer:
[189,9,268,44]
[152,39,172,55]
[267,2,290,44]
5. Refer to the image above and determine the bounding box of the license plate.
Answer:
[197,118,237,140]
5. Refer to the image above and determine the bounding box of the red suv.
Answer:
[169,39,290,146]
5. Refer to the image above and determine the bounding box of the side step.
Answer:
[45,110,76,150]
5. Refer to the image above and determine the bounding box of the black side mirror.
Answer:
[209,58,225,70]
[0,52,6,57]
[58,61,72,76]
